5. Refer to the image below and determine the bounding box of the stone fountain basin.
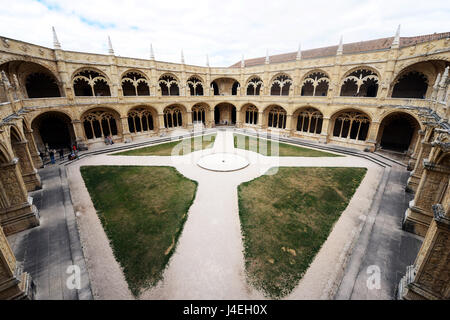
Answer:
[197,152,249,172]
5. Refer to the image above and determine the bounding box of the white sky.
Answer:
[0,0,449,67]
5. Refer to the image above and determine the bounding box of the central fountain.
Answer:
[197,152,249,172]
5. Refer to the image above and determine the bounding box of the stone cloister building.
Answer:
[0,27,449,299]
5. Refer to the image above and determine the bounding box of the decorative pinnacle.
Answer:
[337,36,343,55]
[150,43,155,60]
[107,36,114,55]
[265,49,270,64]
[433,73,441,89]
[391,24,401,48]
[296,43,302,60]
[52,26,61,49]
[206,54,210,67]
[241,54,245,68]
[181,49,185,64]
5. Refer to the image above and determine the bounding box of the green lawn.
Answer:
[113,134,216,156]
[80,166,197,297]
[233,134,340,157]
[238,167,366,298]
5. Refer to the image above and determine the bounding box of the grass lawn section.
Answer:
[233,134,340,157]
[80,165,197,297]
[113,134,216,156]
[238,167,366,298]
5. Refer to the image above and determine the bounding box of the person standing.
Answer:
[59,148,64,160]
[49,149,55,164]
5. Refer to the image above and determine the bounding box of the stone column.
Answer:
[209,110,215,128]
[319,117,331,144]
[187,111,193,130]
[24,130,43,169]
[366,121,380,152]
[0,226,35,299]
[257,112,264,130]
[236,109,243,128]
[285,114,293,135]
[398,202,450,300]
[404,160,450,236]
[71,120,88,150]
[0,158,39,235]
[407,141,433,193]
[408,130,425,171]
[11,141,41,192]
[158,114,167,133]
[120,117,132,142]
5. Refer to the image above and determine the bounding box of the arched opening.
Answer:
[159,75,179,96]
[267,106,287,129]
[187,77,204,96]
[379,112,420,152]
[295,107,323,134]
[340,69,379,97]
[214,103,236,125]
[270,74,292,96]
[127,107,155,134]
[25,72,60,98]
[192,104,207,125]
[244,105,259,125]
[246,77,262,95]
[390,60,449,99]
[163,106,184,128]
[301,72,329,96]
[332,110,370,141]
[82,109,120,140]
[31,111,75,151]
[0,60,61,99]
[73,70,111,96]
[211,78,239,95]
[121,71,150,96]
[392,72,428,99]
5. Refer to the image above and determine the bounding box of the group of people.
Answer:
[39,144,79,165]
[104,135,114,145]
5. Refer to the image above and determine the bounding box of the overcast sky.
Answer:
[1,0,449,67]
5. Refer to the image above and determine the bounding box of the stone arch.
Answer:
[72,68,111,97]
[186,76,204,96]
[0,142,13,163]
[293,106,324,134]
[159,74,179,96]
[266,105,287,129]
[127,105,157,134]
[163,105,185,128]
[81,107,121,141]
[241,103,259,125]
[121,70,150,96]
[0,60,62,99]
[390,60,449,99]
[331,109,371,141]
[191,103,209,125]
[377,111,421,153]
[31,111,75,151]
[210,77,240,96]
[301,70,330,97]
[270,73,292,96]
[245,76,263,96]
[340,67,380,97]
[214,102,237,125]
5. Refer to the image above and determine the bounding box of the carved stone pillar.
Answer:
[236,110,243,128]
[186,111,193,130]
[24,130,43,169]
[120,117,132,142]
[11,141,41,192]
[71,120,88,150]
[209,110,215,128]
[365,121,380,152]
[407,141,433,193]
[408,130,425,171]
[398,203,450,300]
[0,159,39,235]
[0,226,35,299]
[285,114,293,135]
[319,117,331,144]
[257,112,264,130]
[404,159,450,236]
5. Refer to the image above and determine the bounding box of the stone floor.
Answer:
[7,166,92,300]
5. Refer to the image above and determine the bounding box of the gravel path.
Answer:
[66,130,383,299]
